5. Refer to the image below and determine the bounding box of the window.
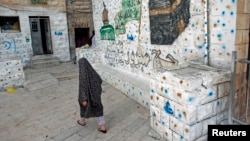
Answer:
[0,16,21,33]
[31,21,38,32]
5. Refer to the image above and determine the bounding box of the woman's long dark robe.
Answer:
[78,58,103,118]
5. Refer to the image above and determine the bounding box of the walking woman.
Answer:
[77,57,107,133]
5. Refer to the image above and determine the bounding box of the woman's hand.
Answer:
[82,101,88,107]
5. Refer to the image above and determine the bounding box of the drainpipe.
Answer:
[204,0,210,65]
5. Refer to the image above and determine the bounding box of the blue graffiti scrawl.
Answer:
[164,101,174,115]
[55,31,63,36]
[3,41,11,50]
[127,33,135,41]
[2,39,17,52]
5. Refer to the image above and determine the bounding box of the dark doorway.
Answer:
[75,28,89,47]
[29,16,53,55]
[40,19,48,54]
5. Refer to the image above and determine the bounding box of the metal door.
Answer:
[30,18,43,55]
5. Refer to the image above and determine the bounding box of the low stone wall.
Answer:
[0,59,25,91]
[93,64,150,109]
[76,48,231,141]
[76,47,151,108]
[149,64,231,141]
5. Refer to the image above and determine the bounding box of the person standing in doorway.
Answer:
[89,30,96,47]
[77,57,107,133]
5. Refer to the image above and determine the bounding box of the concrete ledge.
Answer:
[93,63,150,109]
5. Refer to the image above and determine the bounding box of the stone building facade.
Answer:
[0,0,70,67]
[66,0,94,60]
[0,0,71,90]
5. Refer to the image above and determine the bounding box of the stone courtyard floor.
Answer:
[0,61,164,141]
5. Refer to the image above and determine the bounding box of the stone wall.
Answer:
[208,0,237,68]
[90,0,239,76]
[149,65,230,140]
[0,59,25,90]
[0,0,70,67]
[79,0,245,140]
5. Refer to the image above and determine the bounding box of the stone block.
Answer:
[196,85,217,105]
[172,131,185,141]
[214,96,229,115]
[216,110,228,124]
[151,117,164,137]
[160,70,203,91]
[156,83,199,106]
[197,102,214,122]
[184,122,203,141]
[196,135,207,141]
[155,82,173,100]
[162,99,175,117]
[152,94,165,108]
[163,127,173,141]
[160,109,170,128]
[174,103,197,125]
[150,105,161,121]
[201,116,216,135]
[218,82,230,98]
[170,116,184,135]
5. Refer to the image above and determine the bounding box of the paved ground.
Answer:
[0,61,163,141]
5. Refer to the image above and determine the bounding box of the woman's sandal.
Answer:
[77,120,86,126]
[98,127,107,133]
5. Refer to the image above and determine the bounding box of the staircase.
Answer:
[30,55,60,69]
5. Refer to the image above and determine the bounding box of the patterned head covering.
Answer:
[78,58,103,118]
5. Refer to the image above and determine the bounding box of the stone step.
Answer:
[23,72,58,91]
[30,55,60,69]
